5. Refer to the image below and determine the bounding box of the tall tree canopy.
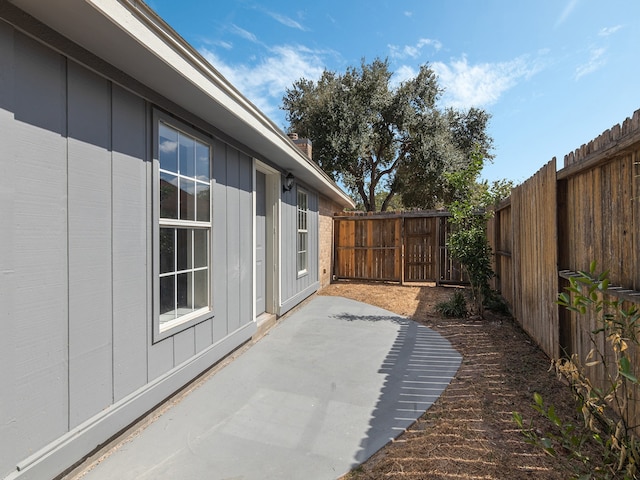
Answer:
[282,58,493,211]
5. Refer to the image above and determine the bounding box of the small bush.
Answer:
[436,291,467,318]
[483,289,510,315]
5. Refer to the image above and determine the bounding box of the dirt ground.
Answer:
[319,280,589,480]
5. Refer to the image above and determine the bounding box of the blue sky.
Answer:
[147,0,640,184]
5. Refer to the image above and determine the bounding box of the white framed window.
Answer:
[297,188,308,276]
[155,117,212,339]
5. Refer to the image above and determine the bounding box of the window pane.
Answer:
[160,228,175,274]
[298,231,307,272]
[159,123,178,173]
[179,133,195,177]
[179,179,196,221]
[196,141,210,181]
[157,120,212,332]
[193,269,208,310]
[298,252,307,272]
[176,272,190,313]
[159,275,175,321]
[179,134,196,177]
[193,229,207,268]
[196,183,210,222]
[177,228,190,271]
[160,172,178,219]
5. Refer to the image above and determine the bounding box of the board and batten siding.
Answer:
[0,28,70,477]
[0,25,255,480]
[279,184,320,314]
[212,139,254,341]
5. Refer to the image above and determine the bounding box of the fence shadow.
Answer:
[331,311,462,466]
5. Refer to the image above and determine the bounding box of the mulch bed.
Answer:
[319,280,592,479]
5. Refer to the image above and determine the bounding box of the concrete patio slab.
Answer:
[78,296,462,480]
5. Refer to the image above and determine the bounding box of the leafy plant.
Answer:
[483,289,510,315]
[514,263,640,479]
[444,148,495,315]
[435,291,467,318]
[513,393,594,479]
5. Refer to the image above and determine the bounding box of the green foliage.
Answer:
[435,291,467,318]
[351,188,405,212]
[483,178,516,205]
[513,396,594,479]
[444,149,495,315]
[483,289,511,315]
[514,264,640,479]
[282,58,493,211]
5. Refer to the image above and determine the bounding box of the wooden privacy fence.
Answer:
[333,212,467,284]
[488,108,640,426]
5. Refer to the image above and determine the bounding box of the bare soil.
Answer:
[319,280,588,480]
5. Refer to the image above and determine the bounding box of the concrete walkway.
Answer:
[79,296,462,480]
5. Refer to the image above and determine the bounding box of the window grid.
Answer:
[159,227,209,327]
[297,189,308,274]
[157,120,212,333]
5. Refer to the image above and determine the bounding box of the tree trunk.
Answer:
[380,191,395,212]
[368,181,376,212]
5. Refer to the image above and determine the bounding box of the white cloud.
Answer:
[555,0,580,27]
[265,11,306,30]
[389,38,442,59]
[391,65,418,87]
[217,40,233,50]
[229,24,258,43]
[431,55,540,109]
[575,47,606,79]
[404,11,413,17]
[159,140,177,154]
[200,45,326,121]
[599,25,622,37]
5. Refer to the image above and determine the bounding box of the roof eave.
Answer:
[9,0,354,208]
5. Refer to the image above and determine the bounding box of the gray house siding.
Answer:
[212,140,254,343]
[0,29,70,477]
[279,184,320,315]
[0,23,259,480]
[0,1,352,477]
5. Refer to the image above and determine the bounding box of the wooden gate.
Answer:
[404,216,438,282]
[334,212,468,284]
[439,220,469,284]
[334,216,402,281]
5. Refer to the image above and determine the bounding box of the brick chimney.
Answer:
[288,132,312,160]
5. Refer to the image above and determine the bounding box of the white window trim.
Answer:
[153,111,214,343]
[296,187,308,278]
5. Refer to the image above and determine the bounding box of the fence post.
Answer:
[400,216,405,285]
[435,216,441,286]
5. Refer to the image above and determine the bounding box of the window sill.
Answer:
[154,308,214,343]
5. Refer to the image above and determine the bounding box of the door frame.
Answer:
[253,160,280,317]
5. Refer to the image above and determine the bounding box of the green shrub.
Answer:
[483,289,510,315]
[436,291,467,318]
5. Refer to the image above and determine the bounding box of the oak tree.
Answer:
[282,58,493,211]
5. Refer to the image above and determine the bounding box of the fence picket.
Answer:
[487,108,640,430]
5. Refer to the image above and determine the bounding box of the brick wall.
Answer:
[318,195,342,289]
